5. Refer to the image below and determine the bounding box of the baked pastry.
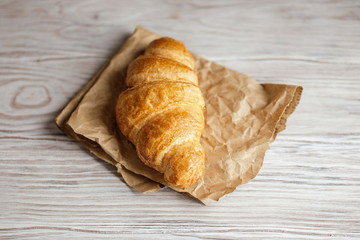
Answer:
[115,37,205,189]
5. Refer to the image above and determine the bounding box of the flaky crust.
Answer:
[115,37,205,189]
[126,56,198,87]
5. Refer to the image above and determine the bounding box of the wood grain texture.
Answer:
[0,0,359,239]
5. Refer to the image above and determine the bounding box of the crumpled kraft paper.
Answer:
[56,26,302,204]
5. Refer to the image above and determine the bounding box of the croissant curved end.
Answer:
[162,140,205,189]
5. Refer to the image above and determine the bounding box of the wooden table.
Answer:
[1,1,359,239]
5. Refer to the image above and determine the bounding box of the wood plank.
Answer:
[0,0,359,239]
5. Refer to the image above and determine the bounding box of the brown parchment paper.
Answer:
[56,26,302,204]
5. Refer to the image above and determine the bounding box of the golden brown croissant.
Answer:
[115,37,205,189]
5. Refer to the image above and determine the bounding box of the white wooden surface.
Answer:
[1,0,360,239]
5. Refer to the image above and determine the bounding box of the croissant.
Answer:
[115,37,205,189]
